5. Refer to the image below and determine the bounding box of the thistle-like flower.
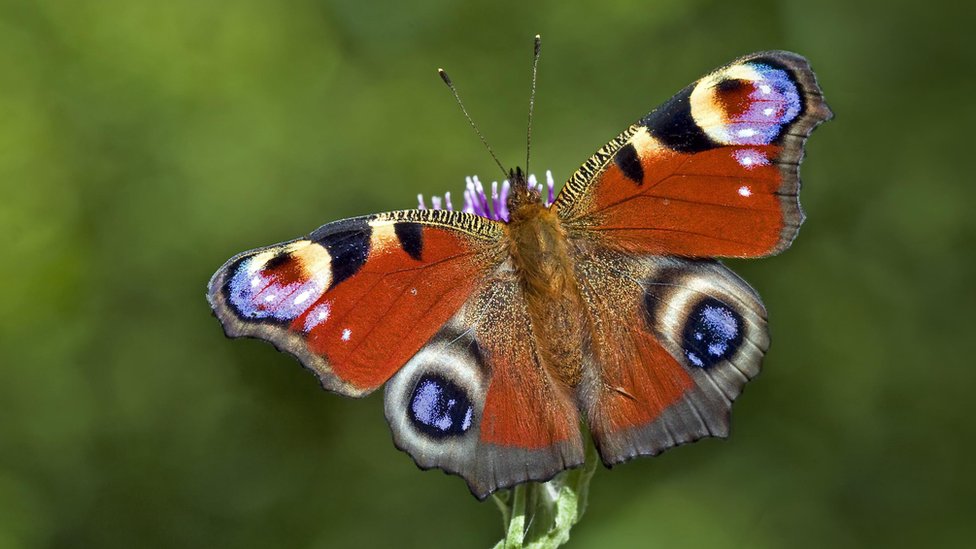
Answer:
[417,170,556,222]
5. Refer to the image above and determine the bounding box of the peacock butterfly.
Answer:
[207,48,831,499]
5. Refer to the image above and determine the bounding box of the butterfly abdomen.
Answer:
[506,203,588,387]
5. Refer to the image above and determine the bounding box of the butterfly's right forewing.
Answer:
[556,51,831,258]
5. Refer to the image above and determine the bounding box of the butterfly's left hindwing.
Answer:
[384,267,585,499]
[208,210,504,397]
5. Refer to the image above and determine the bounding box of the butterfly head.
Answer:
[505,167,544,219]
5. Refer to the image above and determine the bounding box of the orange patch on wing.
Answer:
[595,331,694,431]
[591,144,785,257]
[292,228,484,392]
[479,356,579,448]
[476,311,579,448]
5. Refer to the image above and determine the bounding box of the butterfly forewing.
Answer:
[555,51,832,258]
[207,209,504,396]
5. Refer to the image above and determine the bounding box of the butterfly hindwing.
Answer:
[208,209,504,396]
[384,265,585,499]
[574,249,769,465]
[556,51,832,258]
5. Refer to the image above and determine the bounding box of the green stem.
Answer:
[491,439,600,549]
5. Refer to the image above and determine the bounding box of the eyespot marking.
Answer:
[225,241,331,323]
[683,298,743,368]
[691,61,802,146]
[408,374,474,438]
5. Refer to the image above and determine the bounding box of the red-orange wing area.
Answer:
[586,143,787,257]
[209,211,503,397]
[574,250,696,463]
[587,326,696,433]
[300,228,491,392]
[475,289,582,451]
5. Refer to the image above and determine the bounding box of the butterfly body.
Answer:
[208,51,830,498]
[504,178,588,387]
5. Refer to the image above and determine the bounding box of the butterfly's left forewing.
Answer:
[208,209,505,396]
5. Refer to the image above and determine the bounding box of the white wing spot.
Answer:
[341,328,352,341]
[737,128,756,138]
[302,302,332,332]
[760,84,772,94]
[738,186,752,197]
[763,107,775,116]
[264,294,277,303]
[293,289,313,306]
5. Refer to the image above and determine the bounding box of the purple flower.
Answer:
[417,170,556,222]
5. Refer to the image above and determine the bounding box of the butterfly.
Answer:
[207,50,830,499]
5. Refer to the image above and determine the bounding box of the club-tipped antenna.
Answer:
[525,34,541,178]
[438,68,508,179]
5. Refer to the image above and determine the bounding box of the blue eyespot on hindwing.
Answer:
[408,374,474,438]
[682,297,743,368]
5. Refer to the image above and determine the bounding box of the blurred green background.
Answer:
[2,0,973,547]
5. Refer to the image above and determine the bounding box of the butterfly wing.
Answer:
[207,209,505,396]
[384,266,585,499]
[559,51,829,463]
[573,249,768,464]
[555,51,831,258]
[210,208,584,497]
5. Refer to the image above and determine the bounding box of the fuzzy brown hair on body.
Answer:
[504,170,589,388]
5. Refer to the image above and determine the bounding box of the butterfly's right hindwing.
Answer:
[574,249,769,465]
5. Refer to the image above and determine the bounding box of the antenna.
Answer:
[438,68,508,179]
[525,34,541,178]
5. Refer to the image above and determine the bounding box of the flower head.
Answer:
[418,170,556,222]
